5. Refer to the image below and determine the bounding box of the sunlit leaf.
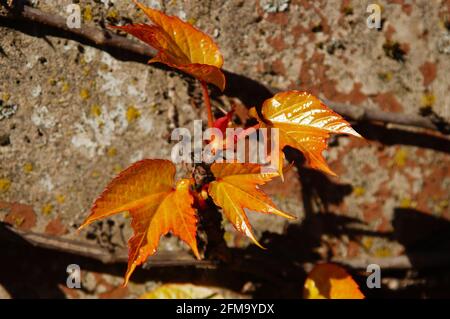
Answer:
[208,163,295,248]
[140,283,223,299]
[112,0,225,90]
[79,159,200,285]
[304,263,365,299]
[252,91,362,176]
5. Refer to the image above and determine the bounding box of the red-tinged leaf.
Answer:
[207,163,295,248]
[79,159,199,285]
[253,91,362,177]
[111,0,225,90]
[304,263,365,299]
[213,109,234,134]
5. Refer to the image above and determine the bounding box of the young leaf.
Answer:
[208,163,295,248]
[112,0,225,91]
[303,263,365,299]
[79,159,200,285]
[251,91,362,176]
[213,109,234,135]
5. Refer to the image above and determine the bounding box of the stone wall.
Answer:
[0,0,449,298]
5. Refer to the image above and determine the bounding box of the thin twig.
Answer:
[321,98,448,134]
[3,222,450,272]
[0,223,215,268]
[332,251,450,270]
[0,3,448,135]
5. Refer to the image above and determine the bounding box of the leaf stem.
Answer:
[237,123,261,140]
[201,81,214,128]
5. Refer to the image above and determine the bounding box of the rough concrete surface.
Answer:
[0,0,449,298]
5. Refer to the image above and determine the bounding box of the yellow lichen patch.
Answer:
[122,211,130,219]
[223,232,234,245]
[91,170,100,178]
[341,5,353,15]
[126,106,141,123]
[393,148,408,167]
[113,164,123,174]
[362,237,374,250]
[99,63,109,72]
[83,66,91,76]
[90,104,102,117]
[48,78,57,86]
[374,246,392,258]
[107,147,117,157]
[378,71,393,82]
[187,17,197,25]
[150,103,159,111]
[2,92,10,102]
[83,5,93,22]
[353,186,365,197]
[0,178,11,193]
[80,89,90,100]
[421,92,435,107]
[400,197,417,209]
[107,9,119,20]
[23,163,33,173]
[12,216,25,227]
[435,200,449,214]
[56,194,65,204]
[61,82,70,93]
[42,203,54,216]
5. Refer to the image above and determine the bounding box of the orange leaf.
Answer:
[208,163,295,248]
[303,263,365,299]
[112,0,225,91]
[79,159,200,285]
[253,91,362,177]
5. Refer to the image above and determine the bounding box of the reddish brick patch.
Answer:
[346,240,360,258]
[0,201,37,231]
[298,52,368,105]
[262,168,301,199]
[271,58,286,75]
[385,25,396,42]
[267,34,287,51]
[58,284,81,299]
[265,12,289,26]
[373,92,404,113]
[402,4,413,15]
[390,0,413,15]
[291,24,309,41]
[99,286,129,299]
[45,217,68,236]
[400,42,410,55]
[419,61,437,87]
[362,202,383,224]
[377,215,392,232]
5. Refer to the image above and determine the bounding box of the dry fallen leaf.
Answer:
[208,163,295,248]
[112,0,225,90]
[251,91,362,177]
[303,263,365,299]
[79,159,200,285]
